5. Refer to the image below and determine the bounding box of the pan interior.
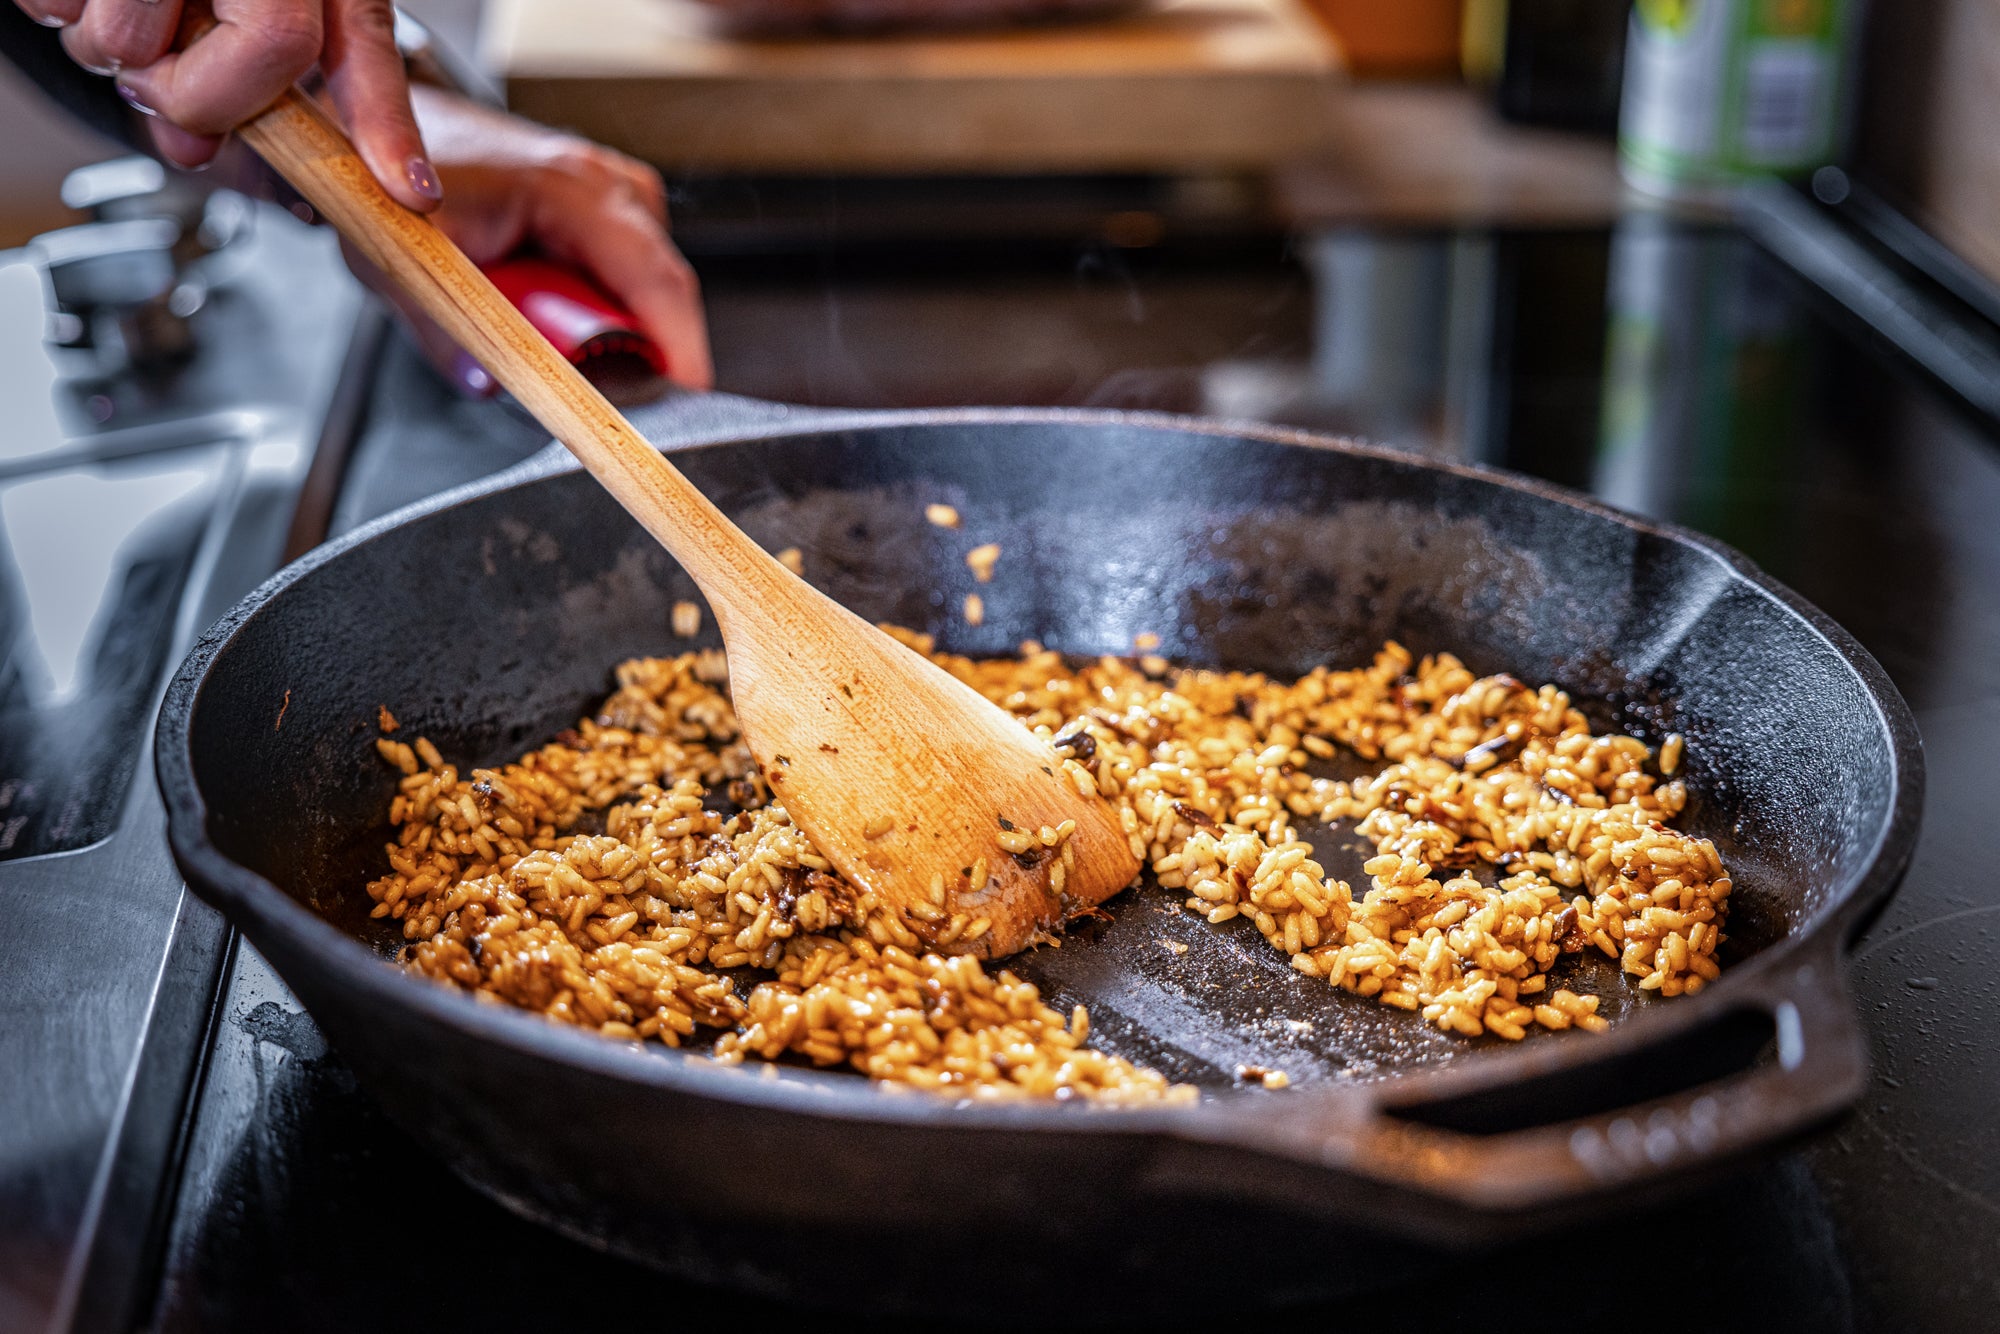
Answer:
[185,418,1897,1092]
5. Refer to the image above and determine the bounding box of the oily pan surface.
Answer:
[186,418,1893,1090]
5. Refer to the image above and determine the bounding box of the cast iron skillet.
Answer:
[157,394,1921,1319]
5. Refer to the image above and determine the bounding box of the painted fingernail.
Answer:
[405,156,442,203]
[451,351,495,397]
[115,81,155,117]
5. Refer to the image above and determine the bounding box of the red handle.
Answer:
[479,256,668,386]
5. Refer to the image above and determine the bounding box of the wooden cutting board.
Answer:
[481,0,1344,173]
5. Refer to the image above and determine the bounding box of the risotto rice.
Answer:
[368,636,1728,1102]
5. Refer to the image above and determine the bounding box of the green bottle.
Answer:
[1619,0,1857,200]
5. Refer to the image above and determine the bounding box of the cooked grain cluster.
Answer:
[369,636,1729,1101]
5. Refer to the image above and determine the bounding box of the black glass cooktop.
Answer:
[149,210,2000,1332]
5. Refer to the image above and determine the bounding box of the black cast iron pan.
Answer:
[156,394,1922,1320]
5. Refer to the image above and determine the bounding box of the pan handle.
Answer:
[1185,938,1867,1211]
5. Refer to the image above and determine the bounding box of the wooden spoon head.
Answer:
[720,587,1141,960]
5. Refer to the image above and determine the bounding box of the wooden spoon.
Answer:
[236,88,1140,958]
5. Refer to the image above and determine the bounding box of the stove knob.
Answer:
[60,156,245,267]
[35,155,252,368]
[30,218,194,366]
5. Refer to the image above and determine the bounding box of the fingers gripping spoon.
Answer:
[236,88,1140,958]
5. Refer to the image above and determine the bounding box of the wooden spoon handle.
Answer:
[237,89,774,607]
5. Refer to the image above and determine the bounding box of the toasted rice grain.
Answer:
[966,543,1001,583]
[371,638,1729,1103]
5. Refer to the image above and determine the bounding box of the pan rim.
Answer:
[155,403,1926,1149]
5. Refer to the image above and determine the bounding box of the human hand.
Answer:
[16,0,440,212]
[356,85,713,391]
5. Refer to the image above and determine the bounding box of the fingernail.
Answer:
[405,156,442,203]
[115,81,155,117]
[34,11,66,27]
[452,351,495,397]
[80,56,123,75]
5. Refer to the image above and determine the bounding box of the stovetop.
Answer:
[6,184,2000,1333]
[0,202,357,1333]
